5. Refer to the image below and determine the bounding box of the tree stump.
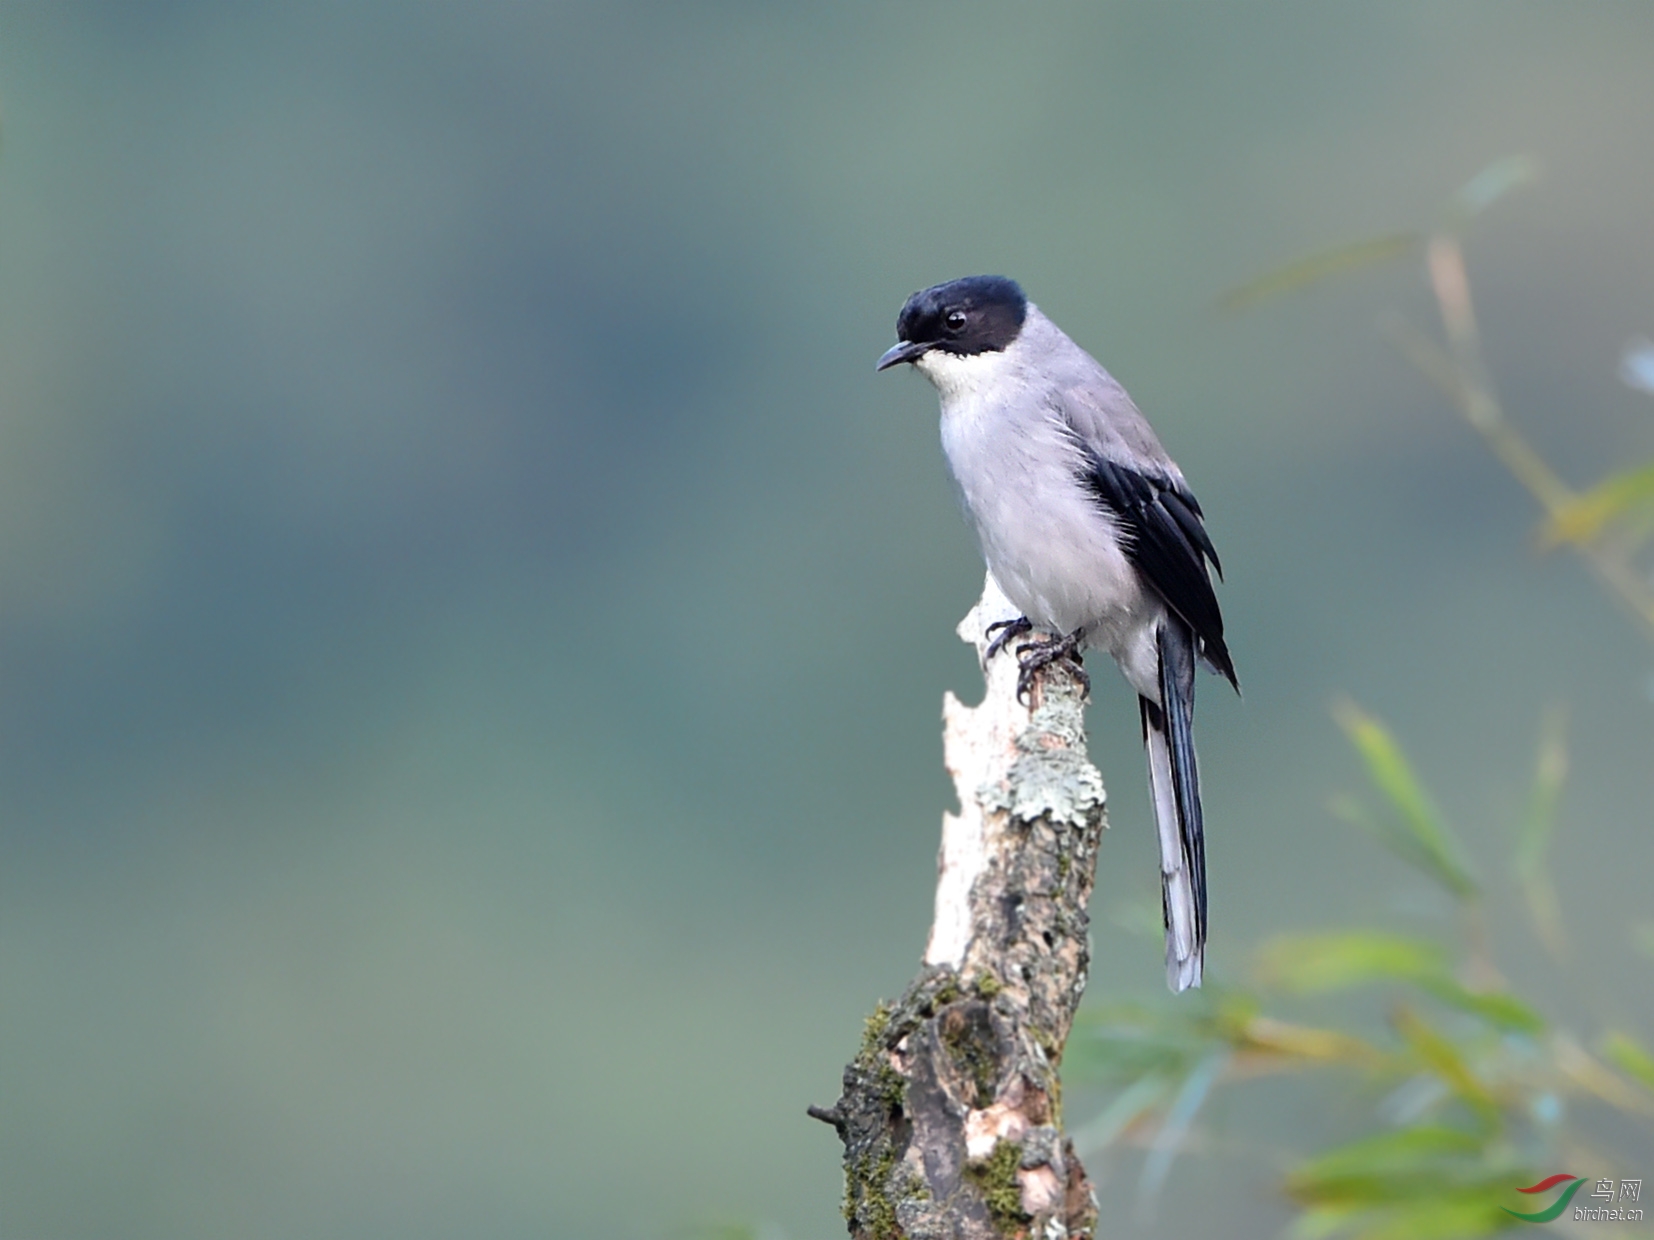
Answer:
[811,575,1108,1239]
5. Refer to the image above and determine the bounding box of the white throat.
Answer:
[913,347,1015,403]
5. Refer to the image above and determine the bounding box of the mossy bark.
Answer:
[811,577,1107,1240]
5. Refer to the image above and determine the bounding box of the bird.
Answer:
[877,274,1237,992]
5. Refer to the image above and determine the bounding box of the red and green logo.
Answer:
[1503,1174,1588,1223]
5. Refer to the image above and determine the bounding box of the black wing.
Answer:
[1082,455,1238,689]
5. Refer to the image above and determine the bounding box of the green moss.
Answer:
[861,1002,893,1055]
[932,975,963,1007]
[872,1057,906,1109]
[854,1012,903,1110]
[974,972,1003,998]
[847,1145,900,1240]
[965,1139,1029,1230]
[841,1000,923,1236]
[844,1148,934,1240]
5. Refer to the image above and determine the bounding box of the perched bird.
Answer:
[878,275,1237,991]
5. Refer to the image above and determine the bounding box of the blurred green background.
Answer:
[2,5,1652,1238]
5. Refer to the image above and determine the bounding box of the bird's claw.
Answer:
[983,616,1033,662]
[1013,628,1089,704]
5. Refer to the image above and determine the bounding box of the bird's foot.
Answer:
[1015,627,1089,704]
[983,615,1033,662]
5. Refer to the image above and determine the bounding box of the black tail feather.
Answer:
[1141,618,1207,991]
[1158,620,1206,945]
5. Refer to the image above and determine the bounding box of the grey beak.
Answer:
[876,339,931,371]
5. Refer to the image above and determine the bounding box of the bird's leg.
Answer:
[1015,626,1090,703]
[983,615,1033,662]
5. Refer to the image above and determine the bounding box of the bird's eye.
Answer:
[944,309,968,332]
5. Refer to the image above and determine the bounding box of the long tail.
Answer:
[1140,618,1206,992]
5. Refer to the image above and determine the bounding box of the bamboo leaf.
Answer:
[1256,931,1448,993]
[1286,1127,1516,1240]
[1602,1030,1654,1094]
[1334,702,1479,901]
[1285,1127,1510,1214]
[1392,1007,1500,1128]
[1066,1003,1215,1081]
[1290,1125,1485,1190]
[1415,978,1545,1036]
[1218,233,1421,311]
[1290,1203,1369,1240]
[1140,1052,1227,1204]
[1070,1073,1174,1153]
[1221,157,1534,314]
[1554,1032,1654,1115]
[1238,1014,1386,1067]
[1352,1195,1512,1240]
[1538,458,1654,547]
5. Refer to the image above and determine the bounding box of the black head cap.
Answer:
[876,275,1028,370]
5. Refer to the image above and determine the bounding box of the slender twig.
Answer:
[1382,234,1654,640]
